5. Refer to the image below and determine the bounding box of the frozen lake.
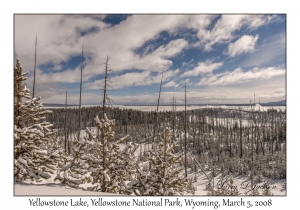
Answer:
[43,104,286,112]
[112,104,286,112]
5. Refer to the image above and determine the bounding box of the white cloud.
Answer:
[240,33,285,67]
[14,14,283,105]
[109,76,285,105]
[36,67,88,83]
[196,15,275,51]
[14,15,216,79]
[30,38,186,84]
[188,79,285,104]
[15,15,109,71]
[182,58,194,67]
[124,39,188,72]
[15,14,190,85]
[37,74,285,106]
[85,69,180,90]
[181,60,223,77]
[227,34,259,57]
[163,80,177,87]
[53,64,63,71]
[15,14,276,87]
[198,66,285,86]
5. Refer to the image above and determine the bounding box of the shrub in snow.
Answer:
[54,136,95,188]
[14,59,57,182]
[128,128,189,196]
[54,113,138,193]
[84,114,139,194]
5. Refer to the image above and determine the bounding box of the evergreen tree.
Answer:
[128,128,189,195]
[14,59,57,182]
[86,114,138,194]
[54,135,95,188]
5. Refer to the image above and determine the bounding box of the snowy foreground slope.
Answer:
[15,174,286,196]
[14,184,116,196]
[14,141,286,196]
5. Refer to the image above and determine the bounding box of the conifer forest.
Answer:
[14,57,286,196]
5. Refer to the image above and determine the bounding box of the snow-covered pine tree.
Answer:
[14,59,57,182]
[85,114,139,194]
[54,135,95,188]
[128,127,189,196]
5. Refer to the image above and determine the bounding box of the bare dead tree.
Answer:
[78,43,84,141]
[184,81,188,178]
[65,90,68,153]
[172,94,176,143]
[152,67,164,148]
[100,55,114,115]
[239,108,243,158]
[99,55,115,192]
[32,35,37,98]
[250,99,254,190]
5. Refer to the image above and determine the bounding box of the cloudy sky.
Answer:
[14,14,286,105]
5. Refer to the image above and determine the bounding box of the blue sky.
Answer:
[14,14,286,105]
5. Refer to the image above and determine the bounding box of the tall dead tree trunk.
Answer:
[78,44,84,141]
[172,94,176,143]
[271,110,274,155]
[239,111,243,158]
[250,99,254,190]
[32,35,37,98]
[100,55,114,192]
[152,67,164,148]
[65,90,68,153]
[184,82,187,178]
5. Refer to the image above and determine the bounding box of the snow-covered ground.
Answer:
[15,116,286,196]
[15,140,286,196]
[15,171,286,196]
[14,183,117,196]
